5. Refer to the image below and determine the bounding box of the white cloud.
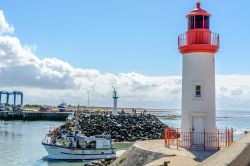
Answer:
[0,10,249,109]
[216,75,250,110]
[0,10,14,34]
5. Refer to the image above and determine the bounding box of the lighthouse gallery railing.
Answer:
[178,30,220,47]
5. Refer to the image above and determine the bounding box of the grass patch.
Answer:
[115,157,127,166]
[113,142,134,151]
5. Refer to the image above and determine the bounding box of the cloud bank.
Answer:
[0,10,249,109]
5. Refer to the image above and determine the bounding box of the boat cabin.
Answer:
[43,135,112,150]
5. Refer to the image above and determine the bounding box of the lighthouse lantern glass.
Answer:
[195,15,203,29]
[204,16,209,29]
[188,15,210,30]
[188,16,195,29]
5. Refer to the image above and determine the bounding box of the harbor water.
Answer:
[0,121,84,166]
[0,110,250,166]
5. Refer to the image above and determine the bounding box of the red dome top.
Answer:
[178,2,219,54]
[187,2,211,17]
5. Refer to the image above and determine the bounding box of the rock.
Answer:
[55,112,168,142]
[83,157,117,166]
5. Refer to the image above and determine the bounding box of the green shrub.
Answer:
[96,109,102,113]
[116,157,126,165]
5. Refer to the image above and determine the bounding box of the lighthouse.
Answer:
[178,2,219,134]
[112,88,119,115]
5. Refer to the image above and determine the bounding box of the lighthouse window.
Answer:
[195,85,202,98]
[204,16,209,29]
[195,15,203,29]
[188,16,195,29]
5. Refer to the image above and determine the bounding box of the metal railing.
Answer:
[178,30,220,47]
[164,128,233,150]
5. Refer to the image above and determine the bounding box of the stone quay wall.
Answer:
[0,111,70,121]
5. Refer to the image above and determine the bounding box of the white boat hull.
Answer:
[43,143,116,160]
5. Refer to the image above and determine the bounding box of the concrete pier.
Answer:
[0,111,71,121]
[111,140,216,166]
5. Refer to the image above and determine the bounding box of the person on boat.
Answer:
[76,140,80,148]
[73,141,77,149]
[51,137,56,144]
[75,130,79,136]
[48,127,52,134]
[62,141,66,147]
[69,140,73,149]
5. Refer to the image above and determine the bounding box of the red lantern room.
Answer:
[178,2,219,54]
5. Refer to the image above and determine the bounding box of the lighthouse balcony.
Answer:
[178,30,219,54]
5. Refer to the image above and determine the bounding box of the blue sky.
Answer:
[1,0,249,76]
[0,1,249,109]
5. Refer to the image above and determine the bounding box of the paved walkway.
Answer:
[134,140,217,166]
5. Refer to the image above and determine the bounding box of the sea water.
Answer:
[0,121,83,166]
[0,110,250,166]
[157,109,250,140]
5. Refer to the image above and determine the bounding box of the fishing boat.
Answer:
[42,107,116,160]
[42,134,116,160]
[58,102,67,112]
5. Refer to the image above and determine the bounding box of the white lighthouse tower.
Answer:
[178,2,219,134]
[112,88,119,115]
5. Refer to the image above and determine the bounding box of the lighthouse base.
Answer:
[181,112,217,135]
